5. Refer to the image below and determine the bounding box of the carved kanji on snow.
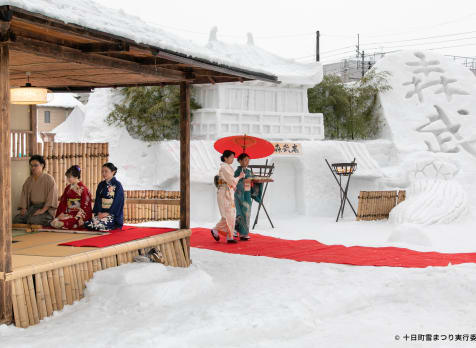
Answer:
[406,52,444,76]
[403,52,469,103]
[434,76,470,102]
[416,105,476,157]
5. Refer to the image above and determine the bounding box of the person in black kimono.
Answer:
[84,163,124,231]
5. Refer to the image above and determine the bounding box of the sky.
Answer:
[98,0,476,64]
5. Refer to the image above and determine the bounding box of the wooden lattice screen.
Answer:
[356,190,406,221]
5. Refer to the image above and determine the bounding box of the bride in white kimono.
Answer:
[211,150,245,243]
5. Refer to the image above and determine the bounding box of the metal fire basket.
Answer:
[325,158,358,222]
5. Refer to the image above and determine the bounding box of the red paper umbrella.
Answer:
[214,134,274,159]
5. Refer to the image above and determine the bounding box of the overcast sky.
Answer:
[99,0,476,64]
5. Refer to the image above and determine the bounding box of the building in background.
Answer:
[323,53,476,82]
[37,93,83,133]
[191,28,325,141]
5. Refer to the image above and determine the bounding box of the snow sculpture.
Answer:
[374,50,476,224]
[389,179,468,225]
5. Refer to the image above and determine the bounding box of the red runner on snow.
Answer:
[59,226,476,268]
[190,228,476,268]
[59,226,176,248]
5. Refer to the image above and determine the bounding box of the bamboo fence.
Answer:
[5,229,191,328]
[356,190,406,221]
[38,142,109,200]
[124,190,180,223]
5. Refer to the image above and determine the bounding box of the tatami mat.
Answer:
[12,231,99,264]
[12,232,97,251]
[14,244,98,257]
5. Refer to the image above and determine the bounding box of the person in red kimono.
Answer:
[51,165,92,230]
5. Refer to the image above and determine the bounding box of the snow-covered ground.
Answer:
[2,219,476,348]
[3,216,476,347]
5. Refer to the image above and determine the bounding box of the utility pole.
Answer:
[316,30,320,62]
[361,50,365,77]
[355,34,367,78]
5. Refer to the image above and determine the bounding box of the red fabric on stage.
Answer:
[59,226,176,248]
[190,228,476,268]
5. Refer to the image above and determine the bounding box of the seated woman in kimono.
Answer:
[234,153,263,241]
[13,155,58,226]
[84,163,124,231]
[51,165,92,229]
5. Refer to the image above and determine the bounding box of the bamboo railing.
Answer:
[356,190,406,221]
[6,229,191,328]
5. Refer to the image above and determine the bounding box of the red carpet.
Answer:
[60,226,476,268]
[190,228,476,268]
[59,226,176,248]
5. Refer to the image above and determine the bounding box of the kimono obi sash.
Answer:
[67,198,81,211]
[102,198,114,210]
[244,178,252,191]
[217,179,231,188]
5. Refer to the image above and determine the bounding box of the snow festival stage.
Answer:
[7,227,191,328]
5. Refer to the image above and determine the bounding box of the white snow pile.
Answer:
[389,179,468,225]
[0,0,273,77]
[39,93,83,109]
[205,27,322,86]
[3,250,476,348]
[51,106,85,141]
[373,50,476,225]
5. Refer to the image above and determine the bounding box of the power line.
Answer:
[319,42,476,64]
[320,45,355,54]
[361,30,476,46]
[360,35,476,52]
[362,11,476,38]
[428,42,476,51]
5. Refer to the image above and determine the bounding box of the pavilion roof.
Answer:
[0,1,278,91]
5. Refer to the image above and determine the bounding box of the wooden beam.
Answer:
[179,82,190,229]
[10,36,187,82]
[0,43,12,324]
[207,76,216,84]
[29,104,37,155]
[48,86,93,93]
[75,42,129,53]
[156,50,278,84]
[10,6,128,44]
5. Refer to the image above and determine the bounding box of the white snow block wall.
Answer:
[192,82,324,141]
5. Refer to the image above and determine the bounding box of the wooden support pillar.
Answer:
[0,43,12,324]
[29,104,37,155]
[179,82,190,229]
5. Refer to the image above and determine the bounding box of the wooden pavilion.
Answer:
[0,3,277,327]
